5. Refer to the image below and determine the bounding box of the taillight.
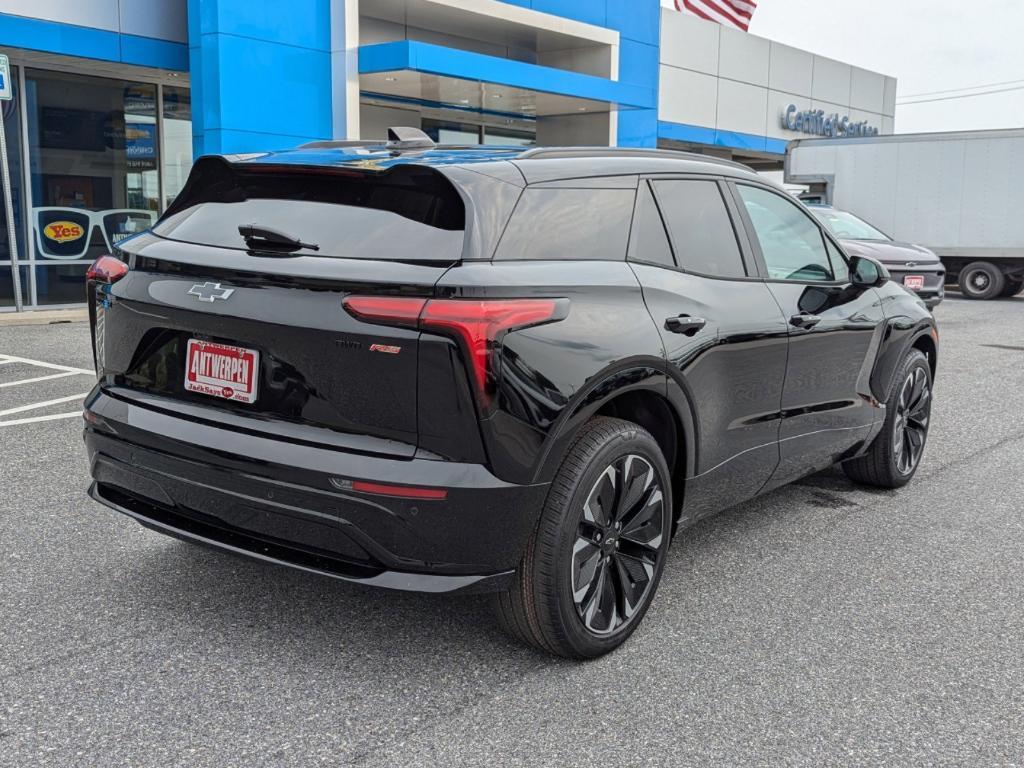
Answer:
[86,255,128,283]
[419,299,559,399]
[342,295,566,403]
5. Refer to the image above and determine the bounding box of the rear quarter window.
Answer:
[494,187,636,261]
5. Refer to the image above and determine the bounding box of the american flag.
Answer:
[674,0,757,32]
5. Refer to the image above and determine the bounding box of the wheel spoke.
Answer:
[612,554,648,620]
[619,488,664,543]
[898,379,910,413]
[900,430,914,472]
[582,560,617,633]
[614,456,653,525]
[583,466,616,527]
[909,384,931,420]
[906,423,925,453]
[907,369,926,411]
[571,538,603,602]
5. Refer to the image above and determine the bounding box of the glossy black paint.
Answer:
[85,147,937,593]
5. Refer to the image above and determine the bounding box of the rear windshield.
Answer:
[153,158,466,261]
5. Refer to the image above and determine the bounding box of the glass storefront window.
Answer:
[483,127,535,146]
[24,69,161,304]
[1,64,28,307]
[0,65,192,310]
[422,119,481,144]
[162,85,192,209]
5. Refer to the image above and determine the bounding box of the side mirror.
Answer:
[849,255,889,288]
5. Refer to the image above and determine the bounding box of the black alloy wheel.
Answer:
[892,366,931,476]
[843,348,933,488]
[571,455,664,635]
[494,417,672,658]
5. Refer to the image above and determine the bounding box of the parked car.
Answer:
[807,205,945,309]
[83,133,938,659]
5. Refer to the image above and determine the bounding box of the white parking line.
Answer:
[0,354,94,375]
[0,393,91,418]
[0,411,82,427]
[0,371,86,388]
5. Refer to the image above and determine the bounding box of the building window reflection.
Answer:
[3,69,190,308]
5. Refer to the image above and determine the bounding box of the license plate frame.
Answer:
[903,275,925,291]
[184,338,260,404]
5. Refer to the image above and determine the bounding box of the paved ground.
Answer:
[2,295,1023,767]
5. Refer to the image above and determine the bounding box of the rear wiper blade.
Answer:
[238,224,320,253]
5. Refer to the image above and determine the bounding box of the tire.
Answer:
[493,417,673,659]
[843,349,932,489]
[999,279,1023,298]
[959,261,1005,300]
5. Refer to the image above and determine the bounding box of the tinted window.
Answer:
[629,182,674,267]
[154,158,465,261]
[825,238,849,282]
[495,187,635,261]
[737,185,834,282]
[652,180,746,278]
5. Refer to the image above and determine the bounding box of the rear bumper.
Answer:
[84,388,548,594]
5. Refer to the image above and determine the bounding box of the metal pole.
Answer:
[0,109,23,311]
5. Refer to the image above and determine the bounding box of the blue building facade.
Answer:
[0,0,895,308]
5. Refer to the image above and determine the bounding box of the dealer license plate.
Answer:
[184,339,259,404]
[903,275,925,291]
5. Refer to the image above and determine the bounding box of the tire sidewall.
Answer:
[544,424,672,658]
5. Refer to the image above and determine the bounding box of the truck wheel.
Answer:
[493,417,672,659]
[999,279,1023,298]
[959,262,1005,300]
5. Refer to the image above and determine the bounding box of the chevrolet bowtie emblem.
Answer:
[188,282,235,302]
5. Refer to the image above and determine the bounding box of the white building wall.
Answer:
[0,0,187,42]
[659,10,896,145]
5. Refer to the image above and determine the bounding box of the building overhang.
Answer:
[358,41,655,118]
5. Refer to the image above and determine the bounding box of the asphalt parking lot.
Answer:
[2,295,1023,767]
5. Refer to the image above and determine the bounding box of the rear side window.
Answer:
[494,187,635,261]
[652,180,746,278]
[152,158,465,261]
[629,182,675,267]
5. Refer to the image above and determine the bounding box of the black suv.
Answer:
[84,134,937,658]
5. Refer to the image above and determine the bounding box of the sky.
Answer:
[662,0,1024,134]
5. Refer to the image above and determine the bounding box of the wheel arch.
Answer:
[910,328,938,380]
[530,362,696,496]
[871,319,938,404]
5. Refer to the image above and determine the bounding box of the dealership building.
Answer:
[0,0,896,309]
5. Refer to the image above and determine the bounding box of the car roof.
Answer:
[225,144,764,186]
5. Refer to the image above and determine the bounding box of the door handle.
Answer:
[665,315,707,336]
[789,313,822,329]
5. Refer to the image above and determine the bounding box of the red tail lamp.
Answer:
[342,296,566,401]
[86,255,128,283]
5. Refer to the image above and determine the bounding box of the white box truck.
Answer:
[785,128,1024,300]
